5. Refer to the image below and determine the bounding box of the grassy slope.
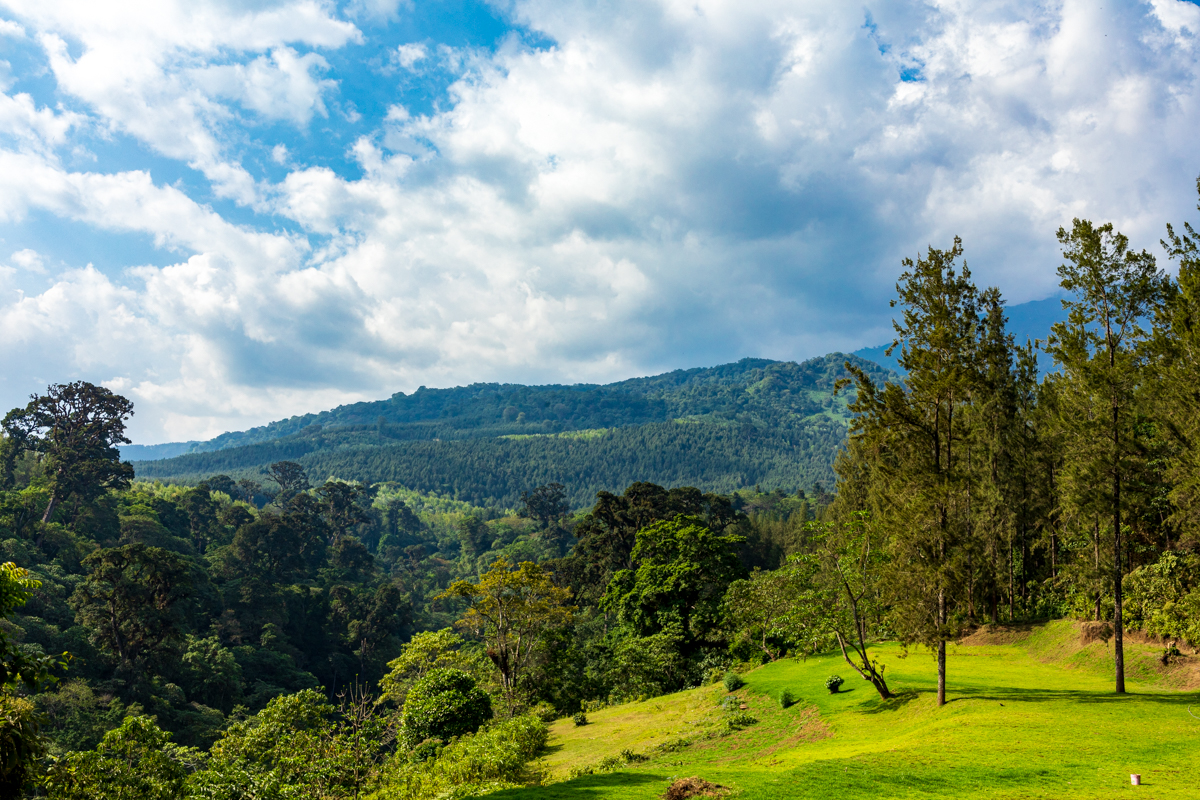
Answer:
[499,621,1200,799]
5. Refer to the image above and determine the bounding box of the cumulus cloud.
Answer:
[2,0,1200,443]
[3,0,359,202]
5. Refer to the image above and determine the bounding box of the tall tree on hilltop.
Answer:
[2,382,134,528]
[842,236,980,707]
[1154,178,1200,549]
[1045,218,1164,694]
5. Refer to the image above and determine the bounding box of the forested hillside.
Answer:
[6,205,1200,799]
[133,354,890,506]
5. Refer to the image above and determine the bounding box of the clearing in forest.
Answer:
[493,620,1200,799]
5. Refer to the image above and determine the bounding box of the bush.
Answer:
[778,689,796,709]
[718,711,757,735]
[572,712,588,727]
[825,675,844,693]
[375,714,548,800]
[722,672,744,692]
[401,668,493,749]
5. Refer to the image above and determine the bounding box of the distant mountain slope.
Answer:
[133,354,893,506]
[852,296,1067,375]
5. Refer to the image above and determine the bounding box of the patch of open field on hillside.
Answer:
[491,620,1200,799]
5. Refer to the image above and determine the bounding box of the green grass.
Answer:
[494,621,1200,799]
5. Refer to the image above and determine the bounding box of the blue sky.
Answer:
[1,0,1200,444]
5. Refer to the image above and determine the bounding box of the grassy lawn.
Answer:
[490,621,1200,799]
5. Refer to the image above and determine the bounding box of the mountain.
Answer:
[852,295,1067,375]
[131,354,894,508]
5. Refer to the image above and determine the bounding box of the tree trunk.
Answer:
[937,585,947,707]
[1113,401,1126,694]
[1093,517,1102,622]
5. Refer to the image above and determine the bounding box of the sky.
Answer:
[1,0,1199,445]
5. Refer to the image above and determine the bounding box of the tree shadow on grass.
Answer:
[947,687,1200,706]
[482,772,662,799]
[858,689,920,714]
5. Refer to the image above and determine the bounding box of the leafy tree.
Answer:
[399,668,492,748]
[266,461,309,504]
[808,513,893,699]
[230,497,327,584]
[379,628,491,707]
[42,715,201,800]
[602,515,744,641]
[566,483,741,602]
[0,562,66,793]
[519,483,569,529]
[1045,218,1164,693]
[439,559,573,714]
[180,635,243,712]
[316,480,373,545]
[70,544,192,679]
[195,686,393,799]
[723,566,804,662]
[2,381,134,526]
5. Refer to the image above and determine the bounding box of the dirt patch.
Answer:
[662,777,730,799]
[1079,621,1114,646]
[959,624,1035,646]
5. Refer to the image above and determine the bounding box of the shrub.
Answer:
[722,671,744,692]
[401,668,492,749]
[375,714,548,800]
[778,689,796,709]
[718,711,757,735]
[825,675,844,693]
[572,712,588,727]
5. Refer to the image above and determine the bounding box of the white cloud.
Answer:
[396,43,427,68]
[2,0,359,202]
[4,0,1200,443]
[8,248,44,272]
[0,17,22,37]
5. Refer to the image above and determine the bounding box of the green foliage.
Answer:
[777,688,796,709]
[400,668,493,748]
[70,544,192,678]
[195,687,393,800]
[571,712,587,727]
[42,715,201,800]
[825,675,844,693]
[374,713,548,800]
[602,516,744,640]
[379,628,490,707]
[722,672,744,692]
[1123,552,1200,644]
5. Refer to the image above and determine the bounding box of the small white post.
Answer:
[1131,774,1141,786]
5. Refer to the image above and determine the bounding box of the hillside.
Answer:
[132,354,892,506]
[506,620,1200,799]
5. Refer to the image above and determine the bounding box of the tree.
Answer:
[316,480,373,545]
[439,559,573,714]
[520,483,569,529]
[841,237,980,706]
[1155,179,1200,546]
[399,668,492,749]
[723,565,806,662]
[42,715,201,800]
[266,461,310,504]
[808,513,893,699]
[379,629,492,708]
[2,381,134,526]
[230,496,327,585]
[567,482,741,602]
[602,515,745,641]
[0,562,66,794]
[70,544,192,678]
[1045,218,1164,694]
